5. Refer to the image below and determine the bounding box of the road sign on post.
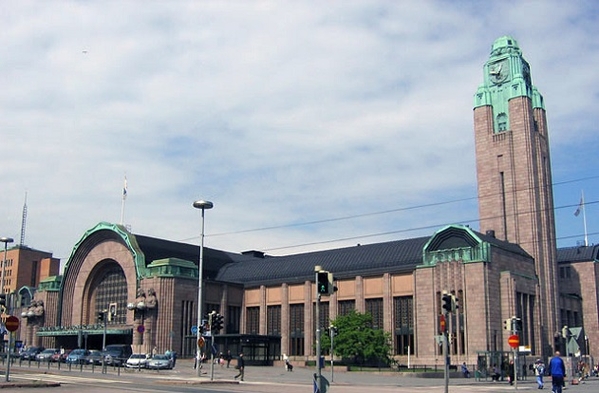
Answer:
[508,334,519,348]
[5,315,19,332]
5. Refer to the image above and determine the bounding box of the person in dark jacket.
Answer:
[549,351,566,393]
[234,352,245,381]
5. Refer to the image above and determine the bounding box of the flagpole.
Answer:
[582,190,588,247]
[120,176,127,225]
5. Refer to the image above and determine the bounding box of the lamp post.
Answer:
[0,237,14,297]
[193,199,213,377]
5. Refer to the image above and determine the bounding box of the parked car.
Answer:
[36,348,59,362]
[66,349,90,364]
[102,344,132,366]
[125,353,149,369]
[20,346,45,361]
[147,354,173,370]
[85,349,103,365]
[50,349,71,363]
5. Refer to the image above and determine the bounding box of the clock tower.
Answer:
[473,36,558,356]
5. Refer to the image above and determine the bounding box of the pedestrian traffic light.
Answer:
[442,292,452,313]
[317,271,329,294]
[212,313,224,332]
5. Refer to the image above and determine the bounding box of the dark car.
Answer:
[102,344,132,366]
[66,349,90,364]
[86,349,104,365]
[20,346,45,361]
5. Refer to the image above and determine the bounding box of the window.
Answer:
[267,305,281,336]
[289,304,304,356]
[227,306,241,334]
[94,263,127,325]
[245,306,260,334]
[365,298,383,330]
[338,300,355,316]
[394,296,414,355]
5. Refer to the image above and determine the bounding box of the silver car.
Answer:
[147,354,173,370]
[125,353,149,369]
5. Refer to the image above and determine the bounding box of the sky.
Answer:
[1,1,598,265]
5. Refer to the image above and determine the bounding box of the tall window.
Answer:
[246,306,259,334]
[267,305,281,336]
[338,300,355,316]
[516,291,536,353]
[94,263,128,325]
[227,305,241,334]
[365,298,383,329]
[289,304,304,356]
[394,296,414,355]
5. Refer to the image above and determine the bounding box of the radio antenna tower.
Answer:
[20,192,28,246]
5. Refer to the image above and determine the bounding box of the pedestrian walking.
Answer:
[534,359,545,389]
[234,352,245,381]
[225,350,232,368]
[507,360,515,385]
[549,351,565,393]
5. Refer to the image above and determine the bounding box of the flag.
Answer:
[574,196,583,217]
[123,176,128,200]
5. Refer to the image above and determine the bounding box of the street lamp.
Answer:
[0,237,14,297]
[193,199,213,377]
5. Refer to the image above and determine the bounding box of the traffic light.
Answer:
[451,295,459,312]
[212,313,224,332]
[329,325,338,337]
[562,325,569,339]
[208,311,216,328]
[317,271,337,295]
[0,294,6,313]
[317,271,329,294]
[442,292,452,313]
[98,311,105,322]
[512,318,522,332]
[503,318,512,330]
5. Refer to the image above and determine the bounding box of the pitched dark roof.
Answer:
[134,234,250,280]
[557,244,599,264]
[215,237,430,287]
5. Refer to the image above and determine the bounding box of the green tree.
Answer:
[320,310,392,367]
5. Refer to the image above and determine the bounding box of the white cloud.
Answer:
[0,0,597,261]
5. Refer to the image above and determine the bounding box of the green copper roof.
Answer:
[38,275,62,292]
[490,36,521,56]
[474,36,545,129]
[63,221,147,280]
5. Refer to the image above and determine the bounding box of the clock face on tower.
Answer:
[489,59,509,84]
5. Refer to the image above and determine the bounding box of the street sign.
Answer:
[5,315,19,332]
[440,314,446,333]
[197,337,205,348]
[191,325,198,335]
[137,325,145,334]
[508,334,519,348]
